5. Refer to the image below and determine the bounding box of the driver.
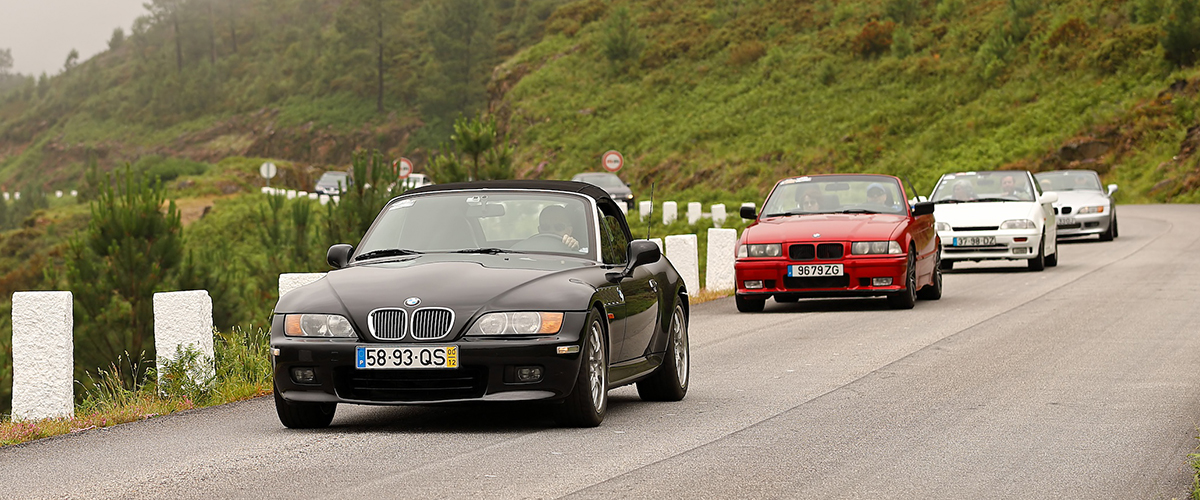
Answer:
[1001,175,1020,197]
[866,183,891,206]
[536,205,580,250]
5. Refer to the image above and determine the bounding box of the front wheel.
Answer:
[736,294,765,312]
[637,302,689,401]
[274,386,336,429]
[1028,232,1046,271]
[887,250,917,309]
[555,310,608,427]
[1099,216,1115,241]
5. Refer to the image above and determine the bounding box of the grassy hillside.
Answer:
[496,0,1200,202]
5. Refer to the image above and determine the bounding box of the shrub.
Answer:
[1045,18,1090,49]
[601,6,645,72]
[886,0,922,24]
[853,21,896,58]
[1163,0,1200,67]
[729,41,767,66]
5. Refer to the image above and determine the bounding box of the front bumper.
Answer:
[938,229,1041,261]
[271,312,589,405]
[1055,212,1110,237]
[734,254,908,299]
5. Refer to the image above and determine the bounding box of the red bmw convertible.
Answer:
[734,174,942,312]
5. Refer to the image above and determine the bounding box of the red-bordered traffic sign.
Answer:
[602,150,624,173]
[393,157,413,179]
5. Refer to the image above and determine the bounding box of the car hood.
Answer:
[276,253,602,335]
[933,202,1041,227]
[1046,190,1109,208]
[744,213,908,242]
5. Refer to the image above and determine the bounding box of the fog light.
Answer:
[516,366,543,383]
[872,277,893,286]
[291,367,317,384]
[744,280,764,289]
[1013,247,1029,255]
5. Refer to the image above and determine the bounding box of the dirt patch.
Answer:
[175,194,237,227]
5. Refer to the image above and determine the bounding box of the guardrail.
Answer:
[7,229,742,422]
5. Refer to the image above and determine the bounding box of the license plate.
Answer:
[953,236,996,247]
[788,264,844,277]
[356,345,459,369]
[1057,217,1077,226]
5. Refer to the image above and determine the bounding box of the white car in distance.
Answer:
[930,170,1059,271]
[1034,170,1118,241]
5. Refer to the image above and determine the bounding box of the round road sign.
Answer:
[259,162,277,179]
[602,150,624,173]
[393,157,414,179]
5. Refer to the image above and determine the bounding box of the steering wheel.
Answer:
[514,232,571,251]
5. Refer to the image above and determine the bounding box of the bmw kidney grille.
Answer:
[368,309,407,340]
[411,308,454,340]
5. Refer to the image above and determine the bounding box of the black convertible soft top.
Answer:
[399,179,633,238]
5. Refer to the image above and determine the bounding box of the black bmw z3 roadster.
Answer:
[271,180,690,428]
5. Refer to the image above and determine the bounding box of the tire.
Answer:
[1045,234,1058,267]
[939,259,954,271]
[555,310,608,427]
[1028,232,1046,271]
[1099,216,1115,241]
[637,302,689,402]
[274,385,336,429]
[736,294,765,312]
[887,250,917,309]
[917,246,943,300]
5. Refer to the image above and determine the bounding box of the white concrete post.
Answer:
[711,204,727,228]
[13,192,20,200]
[638,201,652,221]
[261,186,271,194]
[331,195,340,205]
[286,190,297,200]
[618,201,628,214]
[298,191,308,198]
[319,194,331,206]
[55,190,63,198]
[662,201,677,225]
[280,273,327,299]
[687,202,702,225]
[70,190,78,197]
[11,291,74,421]
[2,192,8,201]
[153,290,215,388]
[706,228,737,291]
[308,192,319,200]
[665,234,700,294]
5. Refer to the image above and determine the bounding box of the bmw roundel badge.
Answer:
[404,297,421,307]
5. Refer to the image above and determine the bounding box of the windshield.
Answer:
[573,173,626,189]
[1034,171,1101,192]
[355,191,595,259]
[318,172,349,185]
[761,176,907,216]
[930,171,1035,202]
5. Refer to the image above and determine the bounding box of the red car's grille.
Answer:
[817,243,844,259]
[789,243,844,260]
[789,244,815,260]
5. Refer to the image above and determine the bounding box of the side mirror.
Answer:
[327,244,354,269]
[1038,192,1058,204]
[739,205,757,220]
[1107,184,1118,196]
[606,240,661,282]
[911,201,935,217]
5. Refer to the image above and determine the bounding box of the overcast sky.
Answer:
[1,0,149,76]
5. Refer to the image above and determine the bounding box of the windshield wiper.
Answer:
[354,248,423,261]
[933,199,964,204]
[834,209,882,214]
[450,248,512,254]
[972,197,1019,203]
[762,210,814,217]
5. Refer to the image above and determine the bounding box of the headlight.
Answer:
[737,243,782,258]
[851,241,903,255]
[935,222,951,232]
[467,312,564,335]
[1076,205,1105,214]
[1000,219,1036,230]
[284,314,357,338]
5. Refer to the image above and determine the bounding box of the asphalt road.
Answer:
[2,204,1198,499]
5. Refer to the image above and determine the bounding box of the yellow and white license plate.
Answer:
[356,345,459,369]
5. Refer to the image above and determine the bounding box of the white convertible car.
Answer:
[1034,169,1118,241]
[930,170,1059,271]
